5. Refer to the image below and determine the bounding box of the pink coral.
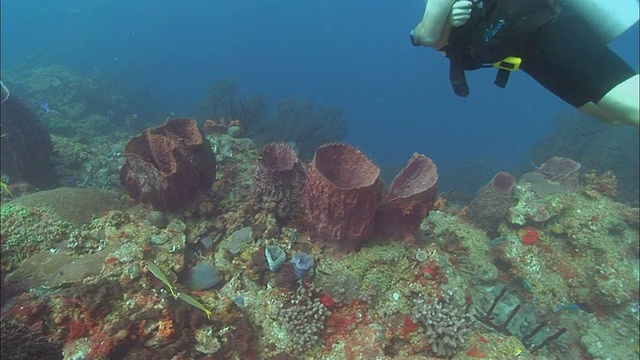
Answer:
[302,143,384,252]
[374,153,438,240]
[120,118,216,212]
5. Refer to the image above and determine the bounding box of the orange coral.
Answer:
[458,206,469,217]
[433,197,447,211]
[204,118,243,136]
[157,318,175,339]
[204,118,229,135]
[519,227,540,245]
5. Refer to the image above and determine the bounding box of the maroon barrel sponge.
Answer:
[466,171,517,232]
[375,153,438,240]
[251,143,306,225]
[302,143,384,252]
[120,118,216,212]
[491,171,516,195]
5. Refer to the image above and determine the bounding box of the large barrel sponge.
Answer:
[120,118,216,212]
[302,143,384,252]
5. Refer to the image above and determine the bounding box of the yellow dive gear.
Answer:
[494,56,522,71]
[493,56,523,88]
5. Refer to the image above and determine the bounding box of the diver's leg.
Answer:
[589,74,640,126]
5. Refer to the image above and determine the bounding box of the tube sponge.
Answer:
[265,245,286,272]
[291,252,315,280]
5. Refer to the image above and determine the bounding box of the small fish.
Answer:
[290,228,298,244]
[489,236,507,247]
[62,175,79,186]
[554,303,581,312]
[529,161,540,170]
[146,261,177,297]
[177,292,212,319]
[38,101,50,113]
[1,180,14,197]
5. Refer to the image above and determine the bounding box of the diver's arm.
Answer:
[412,0,456,48]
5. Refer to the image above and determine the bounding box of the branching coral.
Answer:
[412,290,474,358]
[277,286,331,355]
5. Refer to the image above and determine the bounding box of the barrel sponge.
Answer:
[120,118,216,212]
[375,153,438,240]
[251,143,306,225]
[301,143,384,252]
[466,171,518,231]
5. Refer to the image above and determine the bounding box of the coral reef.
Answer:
[528,111,638,201]
[302,143,384,252]
[375,153,438,240]
[1,86,638,360]
[465,171,517,232]
[9,187,125,227]
[0,88,56,188]
[120,118,216,212]
[203,118,243,137]
[196,79,347,160]
[3,62,131,138]
[1,319,63,360]
[537,156,581,188]
[412,289,473,358]
[276,286,331,355]
[263,98,348,160]
[5,250,108,289]
[251,143,306,225]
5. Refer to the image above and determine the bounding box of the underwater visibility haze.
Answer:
[1,1,639,359]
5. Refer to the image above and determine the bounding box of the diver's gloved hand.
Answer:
[449,0,474,27]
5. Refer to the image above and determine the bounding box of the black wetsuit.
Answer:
[518,7,637,107]
[445,0,637,106]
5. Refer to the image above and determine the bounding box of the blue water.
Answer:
[2,0,638,191]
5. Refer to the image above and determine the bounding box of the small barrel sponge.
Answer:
[265,245,286,272]
[183,261,221,291]
[466,171,517,231]
[120,118,216,212]
[292,252,315,280]
[302,143,384,252]
[251,143,306,225]
[375,153,438,240]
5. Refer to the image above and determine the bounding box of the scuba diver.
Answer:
[410,0,640,126]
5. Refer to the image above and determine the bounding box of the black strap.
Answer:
[449,56,470,97]
[494,68,511,88]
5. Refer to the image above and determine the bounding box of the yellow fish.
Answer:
[146,261,177,297]
[177,292,212,320]
[1,180,14,197]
